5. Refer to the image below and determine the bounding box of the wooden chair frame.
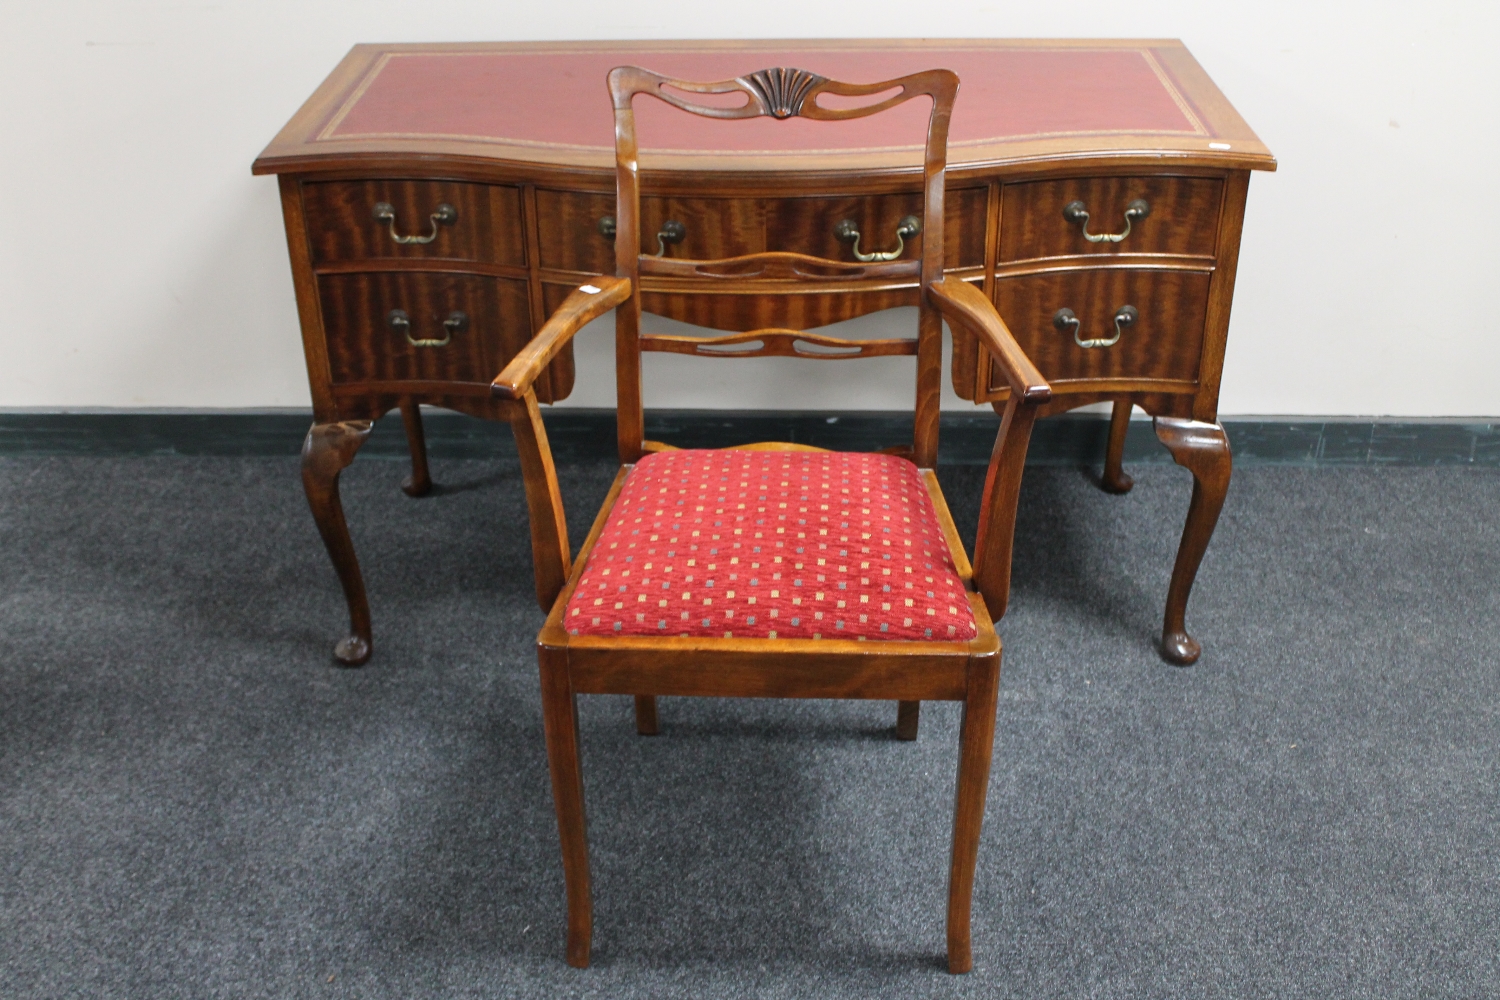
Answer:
[490,64,1051,974]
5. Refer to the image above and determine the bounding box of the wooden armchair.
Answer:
[490,65,1050,973]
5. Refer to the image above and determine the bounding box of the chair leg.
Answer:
[539,645,592,968]
[1101,399,1134,494]
[633,695,660,735]
[946,653,1001,974]
[398,397,433,497]
[895,700,920,740]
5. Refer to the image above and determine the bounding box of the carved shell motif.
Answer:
[744,67,827,119]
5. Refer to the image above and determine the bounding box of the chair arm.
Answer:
[492,276,631,400]
[926,279,1051,404]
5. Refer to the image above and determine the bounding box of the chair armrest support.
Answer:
[492,276,631,400]
[506,390,573,611]
[926,279,1051,404]
[926,283,1049,620]
[493,276,627,607]
[971,394,1040,620]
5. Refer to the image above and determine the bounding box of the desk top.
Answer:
[254,39,1274,177]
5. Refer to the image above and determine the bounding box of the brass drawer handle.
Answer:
[598,216,687,256]
[1062,198,1150,244]
[387,309,468,347]
[1054,305,1138,348]
[834,215,921,262]
[372,202,457,244]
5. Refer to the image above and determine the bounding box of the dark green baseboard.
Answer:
[2,410,1498,467]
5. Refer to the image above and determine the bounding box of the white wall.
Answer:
[2,1,1495,416]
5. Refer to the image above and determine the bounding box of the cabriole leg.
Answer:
[895,700,920,740]
[946,653,1000,974]
[398,397,432,498]
[540,645,593,968]
[1154,417,1232,666]
[301,420,375,667]
[1101,399,1135,494]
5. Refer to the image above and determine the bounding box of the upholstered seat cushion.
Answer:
[564,449,977,641]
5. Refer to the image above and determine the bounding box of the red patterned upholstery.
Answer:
[564,449,977,641]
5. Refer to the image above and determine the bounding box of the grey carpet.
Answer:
[1,452,1496,998]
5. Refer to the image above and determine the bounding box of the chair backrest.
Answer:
[607,65,959,467]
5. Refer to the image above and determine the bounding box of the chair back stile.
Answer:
[609,71,647,465]
[606,66,960,466]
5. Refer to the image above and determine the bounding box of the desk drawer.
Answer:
[768,187,987,267]
[999,176,1222,262]
[988,269,1209,389]
[534,189,615,272]
[303,181,525,266]
[534,187,989,274]
[534,190,764,273]
[317,272,531,386]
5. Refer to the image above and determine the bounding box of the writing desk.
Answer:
[253,39,1275,666]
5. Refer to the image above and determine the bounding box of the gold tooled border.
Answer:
[317,45,1210,153]
[1139,48,1209,136]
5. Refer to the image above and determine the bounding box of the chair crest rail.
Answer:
[610,65,955,123]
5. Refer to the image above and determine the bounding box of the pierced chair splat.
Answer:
[490,62,1051,974]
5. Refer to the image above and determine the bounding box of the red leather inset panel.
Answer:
[324,46,1207,155]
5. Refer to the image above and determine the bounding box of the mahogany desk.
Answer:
[253,39,1275,667]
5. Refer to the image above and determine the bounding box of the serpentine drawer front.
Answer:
[998,176,1223,262]
[535,188,990,274]
[977,173,1223,401]
[536,191,764,271]
[989,269,1210,390]
[254,40,1273,667]
[317,272,530,388]
[302,180,526,266]
[961,169,1231,406]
